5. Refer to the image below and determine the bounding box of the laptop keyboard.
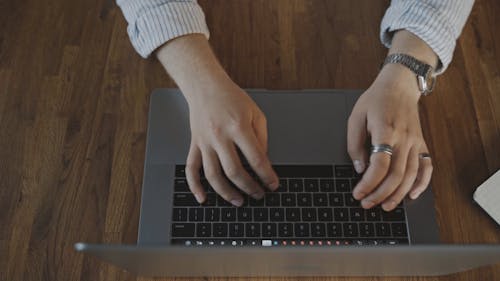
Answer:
[170,165,409,247]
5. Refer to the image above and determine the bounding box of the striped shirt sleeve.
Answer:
[380,0,474,74]
[116,0,210,58]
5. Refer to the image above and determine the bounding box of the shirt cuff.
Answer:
[380,1,460,74]
[118,1,210,58]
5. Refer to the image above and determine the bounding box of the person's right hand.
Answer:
[185,82,279,207]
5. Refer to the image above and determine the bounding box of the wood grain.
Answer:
[0,0,499,280]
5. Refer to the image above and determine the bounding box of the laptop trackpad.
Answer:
[146,89,361,164]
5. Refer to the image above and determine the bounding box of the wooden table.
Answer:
[1,0,499,280]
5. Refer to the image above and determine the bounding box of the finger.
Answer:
[410,151,433,199]
[352,129,394,201]
[201,147,244,207]
[185,144,205,203]
[381,145,419,211]
[234,129,279,190]
[253,112,268,153]
[361,143,410,209]
[347,109,369,174]
[214,141,265,199]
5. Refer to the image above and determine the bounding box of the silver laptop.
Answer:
[75,89,500,277]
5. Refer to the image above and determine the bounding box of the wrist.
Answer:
[156,34,235,101]
[388,30,438,70]
[375,63,421,102]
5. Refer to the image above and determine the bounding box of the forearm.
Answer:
[388,30,438,69]
[156,34,233,103]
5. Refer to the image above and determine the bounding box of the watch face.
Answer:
[425,73,436,93]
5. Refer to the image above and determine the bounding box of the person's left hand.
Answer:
[347,63,433,211]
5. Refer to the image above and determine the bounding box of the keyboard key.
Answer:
[350,208,365,221]
[172,208,187,221]
[320,179,335,192]
[221,208,236,221]
[281,193,296,206]
[329,193,344,206]
[295,223,310,237]
[203,193,216,206]
[254,208,269,221]
[175,165,186,178]
[334,208,349,221]
[270,208,285,221]
[376,223,391,237]
[237,208,252,221]
[327,223,342,237]
[229,223,245,237]
[351,177,360,189]
[196,223,211,237]
[174,179,189,192]
[302,208,317,221]
[240,195,249,207]
[278,223,293,237]
[289,179,303,192]
[336,179,351,192]
[344,193,359,207]
[286,208,301,221]
[205,208,220,221]
[172,223,195,237]
[277,179,288,192]
[343,223,359,237]
[262,223,277,237]
[382,208,406,221]
[313,193,328,206]
[273,165,333,178]
[304,179,319,192]
[213,223,228,237]
[318,208,333,221]
[174,193,199,206]
[391,223,408,237]
[311,223,326,237]
[249,197,265,206]
[335,165,354,178]
[201,179,212,192]
[297,193,312,206]
[189,208,204,221]
[359,223,375,237]
[217,196,232,207]
[366,208,381,221]
[246,223,261,237]
[265,193,280,206]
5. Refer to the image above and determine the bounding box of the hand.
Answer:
[347,63,433,211]
[155,34,279,207]
[185,82,279,206]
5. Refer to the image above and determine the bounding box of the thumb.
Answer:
[347,109,369,174]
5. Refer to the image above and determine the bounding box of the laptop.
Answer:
[75,89,500,277]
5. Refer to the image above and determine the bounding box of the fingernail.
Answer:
[410,190,421,200]
[353,160,365,174]
[268,181,279,190]
[353,191,366,200]
[383,200,396,211]
[251,192,265,200]
[230,198,244,207]
[194,193,205,204]
[362,200,375,209]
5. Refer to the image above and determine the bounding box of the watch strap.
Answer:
[383,53,433,77]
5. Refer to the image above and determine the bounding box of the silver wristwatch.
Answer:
[383,53,436,96]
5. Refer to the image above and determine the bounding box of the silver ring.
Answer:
[419,153,431,159]
[371,144,393,156]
